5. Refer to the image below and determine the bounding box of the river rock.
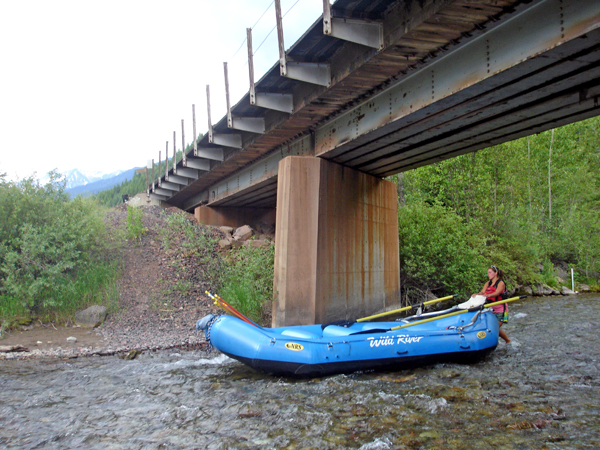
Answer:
[219,226,234,236]
[560,286,575,295]
[118,349,142,360]
[218,239,232,250]
[533,284,554,296]
[579,284,591,292]
[75,305,107,328]
[0,345,29,353]
[66,336,77,344]
[233,225,254,241]
[516,285,533,296]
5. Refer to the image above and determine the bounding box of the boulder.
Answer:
[233,225,254,241]
[66,336,77,344]
[218,239,232,250]
[516,285,533,296]
[560,286,575,295]
[75,305,107,328]
[219,226,234,236]
[579,284,591,292]
[532,284,554,296]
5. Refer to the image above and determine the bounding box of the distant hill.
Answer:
[67,167,141,198]
[94,171,149,207]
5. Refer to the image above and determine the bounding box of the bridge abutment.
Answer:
[195,206,276,231]
[273,156,400,327]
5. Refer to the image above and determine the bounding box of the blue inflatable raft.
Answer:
[196,304,500,377]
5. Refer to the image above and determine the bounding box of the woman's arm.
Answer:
[472,282,489,297]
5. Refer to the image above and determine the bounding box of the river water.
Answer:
[1,295,599,449]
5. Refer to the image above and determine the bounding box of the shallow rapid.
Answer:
[1,295,599,449]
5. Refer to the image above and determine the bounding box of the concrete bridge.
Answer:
[147,0,600,327]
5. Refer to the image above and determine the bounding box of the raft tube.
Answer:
[199,310,499,377]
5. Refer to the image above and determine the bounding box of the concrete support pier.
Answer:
[273,156,400,327]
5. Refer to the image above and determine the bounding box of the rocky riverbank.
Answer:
[0,204,228,361]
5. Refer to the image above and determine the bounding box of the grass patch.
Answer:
[219,278,267,324]
[218,242,275,325]
[126,204,147,243]
[0,259,121,329]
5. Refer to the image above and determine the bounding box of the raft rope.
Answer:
[202,315,219,353]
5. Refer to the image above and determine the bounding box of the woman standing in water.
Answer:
[473,265,510,343]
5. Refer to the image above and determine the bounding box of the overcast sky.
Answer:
[0,0,323,180]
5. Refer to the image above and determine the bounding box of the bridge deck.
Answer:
[149,0,600,211]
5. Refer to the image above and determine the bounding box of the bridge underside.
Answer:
[151,0,600,326]
[160,0,600,213]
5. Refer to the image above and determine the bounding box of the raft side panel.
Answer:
[221,347,497,377]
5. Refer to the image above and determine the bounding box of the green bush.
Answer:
[0,172,120,324]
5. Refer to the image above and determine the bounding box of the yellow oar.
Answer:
[356,294,457,322]
[390,295,527,330]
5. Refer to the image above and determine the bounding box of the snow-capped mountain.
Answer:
[65,167,140,198]
[40,168,125,189]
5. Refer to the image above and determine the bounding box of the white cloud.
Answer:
[0,0,322,179]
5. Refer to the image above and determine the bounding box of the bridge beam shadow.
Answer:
[194,205,276,232]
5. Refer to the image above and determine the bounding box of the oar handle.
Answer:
[390,295,527,330]
[391,309,467,330]
[205,291,260,328]
[485,295,527,308]
[356,294,456,322]
[209,293,248,322]
[213,292,261,328]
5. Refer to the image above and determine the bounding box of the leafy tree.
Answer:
[400,116,600,290]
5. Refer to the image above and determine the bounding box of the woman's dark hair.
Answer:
[490,265,504,280]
